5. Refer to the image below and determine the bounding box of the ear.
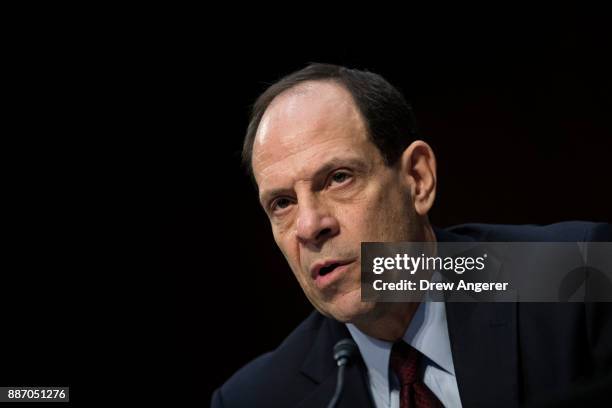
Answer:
[399,140,437,216]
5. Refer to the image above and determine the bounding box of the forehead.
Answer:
[252,81,375,189]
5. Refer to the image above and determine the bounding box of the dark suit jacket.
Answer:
[212,222,612,407]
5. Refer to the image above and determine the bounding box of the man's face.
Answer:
[252,81,421,322]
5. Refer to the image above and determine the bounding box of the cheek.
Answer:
[334,200,383,241]
[344,185,410,240]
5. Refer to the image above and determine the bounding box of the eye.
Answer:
[270,197,293,213]
[329,171,351,186]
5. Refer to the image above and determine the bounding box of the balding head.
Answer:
[243,63,420,188]
[252,81,370,187]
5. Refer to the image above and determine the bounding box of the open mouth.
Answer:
[319,263,342,277]
[311,259,355,284]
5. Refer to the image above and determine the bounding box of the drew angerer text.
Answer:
[372,279,509,292]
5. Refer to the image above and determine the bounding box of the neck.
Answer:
[353,221,437,341]
[353,302,420,341]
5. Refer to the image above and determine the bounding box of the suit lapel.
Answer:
[436,226,520,407]
[445,302,519,407]
[298,316,374,408]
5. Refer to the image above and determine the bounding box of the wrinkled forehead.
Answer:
[252,81,370,184]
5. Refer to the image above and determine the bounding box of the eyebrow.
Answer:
[259,156,368,207]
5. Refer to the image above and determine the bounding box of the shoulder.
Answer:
[444,221,612,376]
[445,221,611,242]
[211,311,327,408]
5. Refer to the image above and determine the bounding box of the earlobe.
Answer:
[400,140,437,216]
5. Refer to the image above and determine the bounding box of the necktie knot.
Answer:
[389,341,443,407]
[390,340,421,385]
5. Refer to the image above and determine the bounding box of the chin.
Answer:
[322,291,376,323]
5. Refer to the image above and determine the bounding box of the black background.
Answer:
[3,10,611,406]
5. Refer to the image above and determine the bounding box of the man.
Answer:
[211,63,611,407]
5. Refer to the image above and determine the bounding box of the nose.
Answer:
[295,196,340,247]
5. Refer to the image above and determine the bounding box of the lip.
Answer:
[310,259,355,289]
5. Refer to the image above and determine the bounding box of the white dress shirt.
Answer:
[346,301,462,408]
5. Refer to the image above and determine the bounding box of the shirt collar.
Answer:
[346,301,455,406]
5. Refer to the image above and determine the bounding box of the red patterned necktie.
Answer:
[390,341,443,408]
